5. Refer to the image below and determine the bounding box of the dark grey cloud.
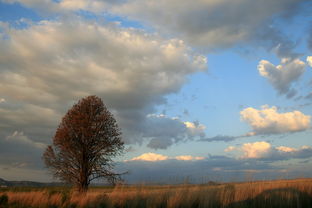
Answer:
[141,115,206,150]
[0,131,45,169]
[199,135,238,143]
[107,0,310,53]
[262,146,312,162]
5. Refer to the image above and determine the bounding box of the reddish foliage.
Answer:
[43,96,124,192]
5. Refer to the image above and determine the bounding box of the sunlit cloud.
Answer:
[128,153,169,162]
[175,155,205,161]
[240,105,310,136]
[241,141,272,158]
[225,141,312,160]
[307,56,312,67]
[127,153,205,162]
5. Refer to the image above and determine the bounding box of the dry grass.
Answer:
[0,178,311,207]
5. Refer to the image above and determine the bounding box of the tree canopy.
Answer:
[43,95,124,192]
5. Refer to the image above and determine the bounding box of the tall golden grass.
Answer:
[0,178,312,207]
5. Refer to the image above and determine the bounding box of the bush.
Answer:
[0,194,8,206]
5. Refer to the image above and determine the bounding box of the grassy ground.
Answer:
[0,178,311,208]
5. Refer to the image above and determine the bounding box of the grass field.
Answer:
[0,178,312,208]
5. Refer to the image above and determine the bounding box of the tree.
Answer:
[43,95,124,192]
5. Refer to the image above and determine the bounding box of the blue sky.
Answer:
[0,0,312,183]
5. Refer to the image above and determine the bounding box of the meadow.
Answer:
[0,178,312,208]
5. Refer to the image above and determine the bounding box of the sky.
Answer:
[0,0,312,184]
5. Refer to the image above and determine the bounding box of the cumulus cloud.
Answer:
[225,141,312,160]
[258,58,306,97]
[241,141,272,158]
[224,146,236,152]
[307,56,312,67]
[175,155,205,161]
[127,153,205,162]
[143,114,206,150]
[0,19,206,144]
[0,17,207,172]
[240,105,310,136]
[276,146,296,152]
[128,153,169,162]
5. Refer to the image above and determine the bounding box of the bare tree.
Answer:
[43,95,124,192]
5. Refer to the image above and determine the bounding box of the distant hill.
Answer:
[0,178,63,187]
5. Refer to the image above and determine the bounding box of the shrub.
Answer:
[0,194,8,206]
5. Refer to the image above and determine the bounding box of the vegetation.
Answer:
[0,178,311,208]
[43,95,124,193]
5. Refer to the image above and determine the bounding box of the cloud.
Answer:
[175,155,205,161]
[224,146,236,152]
[143,114,206,150]
[102,0,309,52]
[225,141,312,160]
[307,56,312,67]
[118,151,312,184]
[6,131,46,149]
[0,131,46,170]
[199,135,238,143]
[0,17,207,171]
[129,153,169,162]
[4,0,309,53]
[127,153,205,162]
[0,19,206,145]
[258,58,306,97]
[0,98,5,103]
[240,105,310,136]
[276,146,296,152]
[184,121,206,136]
[241,141,272,158]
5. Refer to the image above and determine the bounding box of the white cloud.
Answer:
[184,121,206,136]
[258,58,305,97]
[0,98,5,103]
[276,146,296,152]
[175,155,204,161]
[224,146,236,152]
[225,141,312,159]
[127,153,205,162]
[241,141,272,158]
[307,56,312,67]
[240,105,310,135]
[129,153,169,162]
